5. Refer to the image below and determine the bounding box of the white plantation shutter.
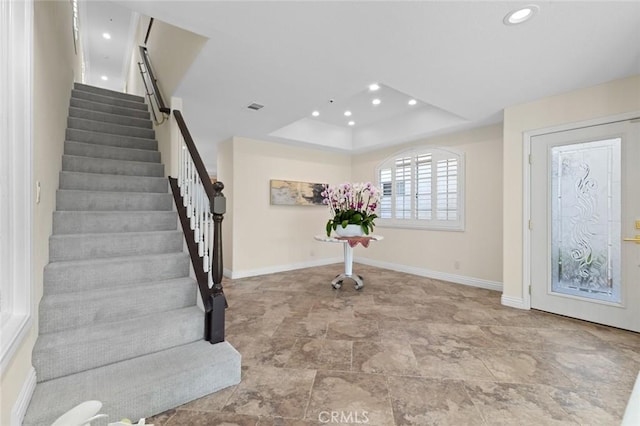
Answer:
[436,158,458,220]
[379,168,392,219]
[416,153,432,220]
[376,147,464,230]
[395,157,412,219]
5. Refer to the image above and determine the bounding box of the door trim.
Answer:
[522,111,640,310]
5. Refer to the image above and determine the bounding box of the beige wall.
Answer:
[218,137,352,276]
[125,16,208,178]
[1,1,79,423]
[352,124,504,285]
[144,19,207,99]
[127,15,208,98]
[125,15,149,97]
[502,75,640,302]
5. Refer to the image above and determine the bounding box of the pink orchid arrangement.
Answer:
[321,182,380,236]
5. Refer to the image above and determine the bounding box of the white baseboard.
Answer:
[500,294,529,310]
[353,257,503,292]
[225,257,342,279]
[11,366,36,426]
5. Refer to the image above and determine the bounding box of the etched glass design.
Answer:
[550,139,621,303]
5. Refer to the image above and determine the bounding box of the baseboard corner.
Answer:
[11,366,36,426]
[500,294,528,310]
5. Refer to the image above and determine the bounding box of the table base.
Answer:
[331,273,364,290]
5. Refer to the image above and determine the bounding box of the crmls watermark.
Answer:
[318,411,370,424]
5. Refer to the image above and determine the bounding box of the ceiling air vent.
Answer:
[247,102,264,111]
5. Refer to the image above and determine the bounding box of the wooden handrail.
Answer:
[137,47,226,344]
[173,110,215,200]
[139,45,170,114]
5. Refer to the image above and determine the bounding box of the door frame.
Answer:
[522,111,640,310]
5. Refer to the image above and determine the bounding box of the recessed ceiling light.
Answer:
[344,111,352,117]
[101,75,108,81]
[348,121,355,126]
[408,99,417,106]
[372,98,381,106]
[102,32,111,39]
[503,5,539,25]
[369,83,380,91]
[312,111,320,117]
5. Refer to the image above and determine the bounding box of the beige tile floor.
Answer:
[147,264,640,425]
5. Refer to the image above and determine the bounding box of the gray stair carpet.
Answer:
[24,83,240,426]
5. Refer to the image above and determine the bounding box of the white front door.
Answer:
[530,120,640,332]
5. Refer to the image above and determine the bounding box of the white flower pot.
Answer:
[335,224,364,237]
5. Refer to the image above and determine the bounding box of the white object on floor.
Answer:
[50,401,153,426]
[107,419,153,426]
[108,420,152,426]
[622,371,640,426]
[51,400,107,426]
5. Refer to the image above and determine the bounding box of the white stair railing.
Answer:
[178,138,213,276]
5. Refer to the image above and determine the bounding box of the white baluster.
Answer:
[203,212,210,272]
[194,180,199,239]
[198,184,204,257]
[183,153,190,208]
[189,160,195,229]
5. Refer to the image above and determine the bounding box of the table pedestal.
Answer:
[332,242,363,289]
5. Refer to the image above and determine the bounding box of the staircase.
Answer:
[24,83,240,426]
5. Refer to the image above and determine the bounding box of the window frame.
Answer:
[375,146,465,231]
[1,0,34,375]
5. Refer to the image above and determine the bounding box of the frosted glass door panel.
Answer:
[550,139,621,303]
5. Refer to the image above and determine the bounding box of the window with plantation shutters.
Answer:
[376,147,464,230]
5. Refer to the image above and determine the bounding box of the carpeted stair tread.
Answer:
[49,230,183,261]
[52,211,178,234]
[74,82,146,103]
[68,117,155,139]
[33,306,205,382]
[70,97,150,120]
[71,89,148,111]
[43,252,190,294]
[56,189,173,211]
[66,128,158,151]
[59,171,167,194]
[23,341,241,426]
[64,141,160,163]
[69,107,153,129]
[39,277,197,334]
[62,154,163,177]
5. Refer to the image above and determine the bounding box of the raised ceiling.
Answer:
[102,1,640,172]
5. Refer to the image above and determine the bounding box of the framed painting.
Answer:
[270,180,326,206]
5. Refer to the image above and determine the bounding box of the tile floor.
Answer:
[147,264,640,425]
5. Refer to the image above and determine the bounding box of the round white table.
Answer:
[314,234,383,290]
